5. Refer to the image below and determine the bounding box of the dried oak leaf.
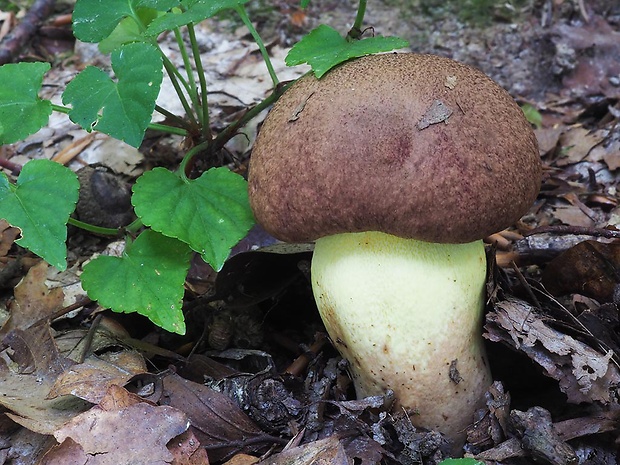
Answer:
[484,296,620,404]
[44,384,194,465]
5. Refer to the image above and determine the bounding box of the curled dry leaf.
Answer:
[484,296,620,404]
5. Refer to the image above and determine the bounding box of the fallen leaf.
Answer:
[47,351,147,404]
[161,373,264,462]
[257,436,350,465]
[485,296,620,404]
[0,262,83,434]
[555,126,605,166]
[541,240,620,302]
[47,385,191,465]
[0,218,20,256]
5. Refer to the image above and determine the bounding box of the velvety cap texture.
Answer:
[249,53,541,244]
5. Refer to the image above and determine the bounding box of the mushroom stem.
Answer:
[311,231,492,446]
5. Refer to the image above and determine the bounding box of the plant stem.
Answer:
[68,218,121,236]
[51,103,70,114]
[154,105,190,129]
[161,53,199,129]
[178,139,211,181]
[125,218,144,235]
[173,27,203,125]
[187,23,212,142]
[348,0,367,40]
[235,6,279,88]
[147,122,188,136]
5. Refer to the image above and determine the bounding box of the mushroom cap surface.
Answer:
[249,53,541,244]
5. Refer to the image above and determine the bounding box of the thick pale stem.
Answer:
[311,231,492,446]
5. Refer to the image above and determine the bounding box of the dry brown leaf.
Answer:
[0,262,83,434]
[47,352,146,404]
[257,436,350,465]
[555,126,605,166]
[0,219,20,257]
[0,261,64,336]
[551,204,595,227]
[167,429,210,465]
[0,356,88,434]
[161,373,264,462]
[46,385,191,465]
[222,454,260,465]
[534,126,563,156]
[541,240,620,302]
[485,296,620,404]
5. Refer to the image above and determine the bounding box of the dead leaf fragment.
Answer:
[257,436,350,465]
[511,407,577,465]
[0,219,20,257]
[485,296,620,404]
[162,373,264,462]
[541,240,620,302]
[49,385,190,465]
[416,99,453,130]
[555,126,605,166]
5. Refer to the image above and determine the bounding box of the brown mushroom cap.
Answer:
[249,53,541,244]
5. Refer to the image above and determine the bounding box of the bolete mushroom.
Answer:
[248,53,541,447]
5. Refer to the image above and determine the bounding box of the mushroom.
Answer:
[248,53,541,447]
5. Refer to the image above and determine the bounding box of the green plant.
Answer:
[0,0,408,334]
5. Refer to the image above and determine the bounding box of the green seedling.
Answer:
[0,0,408,333]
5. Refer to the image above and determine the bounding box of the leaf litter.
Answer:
[2,0,620,464]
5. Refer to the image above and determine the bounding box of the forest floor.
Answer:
[0,0,620,464]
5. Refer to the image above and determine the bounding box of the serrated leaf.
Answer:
[0,160,79,270]
[286,25,409,78]
[73,0,179,42]
[0,62,52,144]
[145,0,251,37]
[62,42,163,148]
[132,167,255,271]
[98,10,157,53]
[81,230,191,334]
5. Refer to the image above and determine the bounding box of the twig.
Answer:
[0,0,57,65]
[526,225,620,240]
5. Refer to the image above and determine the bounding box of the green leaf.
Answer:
[132,167,255,271]
[73,0,178,42]
[81,229,191,334]
[0,160,79,270]
[0,62,52,144]
[98,9,159,53]
[300,0,310,7]
[286,25,409,78]
[145,0,251,37]
[62,42,163,148]
[521,103,542,129]
[439,460,485,465]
